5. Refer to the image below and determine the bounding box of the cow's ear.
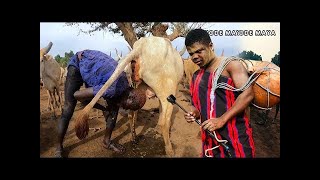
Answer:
[45,54,54,61]
[43,54,48,61]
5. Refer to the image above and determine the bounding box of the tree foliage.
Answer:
[237,50,262,61]
[55,50,74,67]
[271,51,280,67]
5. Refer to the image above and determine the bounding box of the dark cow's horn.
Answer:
[44,42,53,54]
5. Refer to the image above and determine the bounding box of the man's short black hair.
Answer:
[185,29,212,47]
[120,87,146,111]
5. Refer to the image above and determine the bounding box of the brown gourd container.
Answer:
[242,60,280,109]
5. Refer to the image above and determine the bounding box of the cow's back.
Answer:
[137,37,184,87]
[183,58,199,86]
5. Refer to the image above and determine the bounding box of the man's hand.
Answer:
[184,106,200,123]
[201,117,226,132]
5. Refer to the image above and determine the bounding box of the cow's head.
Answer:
[40,42,53,78]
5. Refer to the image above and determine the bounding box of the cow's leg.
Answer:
[51,89,59,109]
[158,96,174,157]
[55,87,63,112]
[128,110,138,143]
[46,90,52,111]
[156,85,176,156]
[60,91,64,106]
[145,78,176,157]
[48,90,56,119]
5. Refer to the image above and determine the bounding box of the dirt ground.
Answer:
[40,83,280,158]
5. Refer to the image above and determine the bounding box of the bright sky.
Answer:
[238,23,280,61]
[40,22,280,61]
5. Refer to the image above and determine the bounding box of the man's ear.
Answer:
[209,42,214,50]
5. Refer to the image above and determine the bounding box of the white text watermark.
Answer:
[205,29,276,36]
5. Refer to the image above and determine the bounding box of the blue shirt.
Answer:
[68,50,129,99]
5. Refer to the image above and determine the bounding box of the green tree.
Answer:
[65,50,74,59]
[55,54,63,66]
[237,50,262,61]
[55,51,74,67]
[271,51,280,67]
[55,54,61,61]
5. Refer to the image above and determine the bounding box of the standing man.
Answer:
[183,29,255,158]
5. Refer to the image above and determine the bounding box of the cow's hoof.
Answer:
[165,146,174,157]
[55,150,63,158]
[103,141,126,153]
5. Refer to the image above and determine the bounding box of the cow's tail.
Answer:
[87,45,141,107]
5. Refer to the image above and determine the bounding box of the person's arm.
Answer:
[202,60,254,131]
[74,87,94,102]
[220,60,254,122]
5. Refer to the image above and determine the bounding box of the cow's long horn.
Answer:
[179,46,186,56]
[127,45,133,52]
[43,42,53,54]
[221,49,224,56]
[115,48,122,60]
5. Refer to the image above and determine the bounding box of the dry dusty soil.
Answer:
[40,84,280,158]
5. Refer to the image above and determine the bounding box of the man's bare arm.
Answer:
[219,60,254,123]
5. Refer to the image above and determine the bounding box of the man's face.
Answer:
[186,42,213,68]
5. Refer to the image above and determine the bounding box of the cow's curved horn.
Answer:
[179,46,186,56]
[127,45,133,51]
[43,42,53,54]
[221,49,224,56]
[115,48,122,60]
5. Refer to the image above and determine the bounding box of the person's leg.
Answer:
[102,98,125,153]
[56,66,83,157]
